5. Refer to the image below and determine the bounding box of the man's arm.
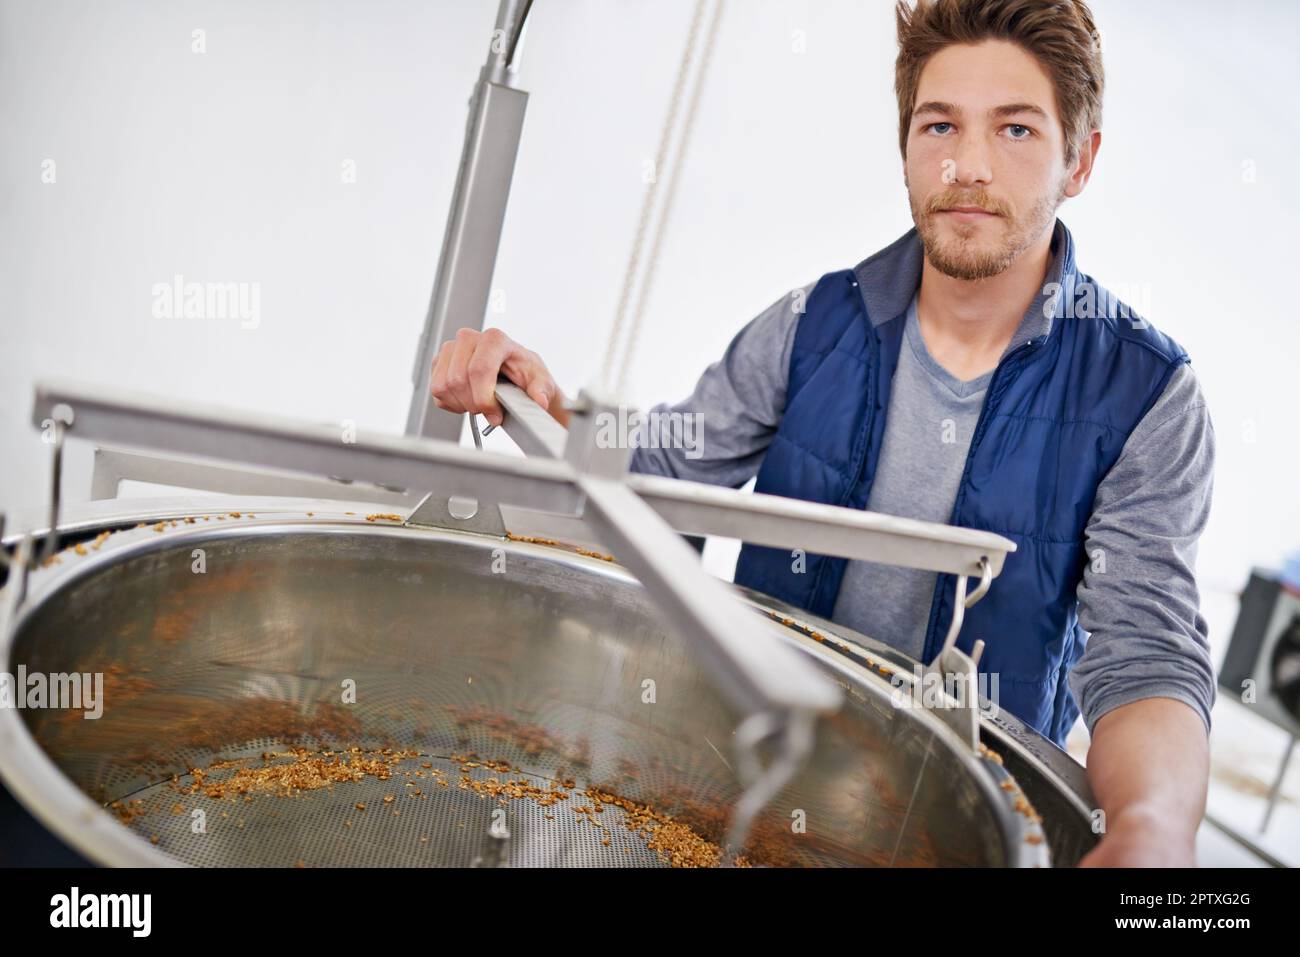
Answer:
[427,280,813,470]
[1080,697,1208,866]
[1068,362,1217,866]
[628,282,812,487]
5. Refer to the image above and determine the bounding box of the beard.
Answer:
[908,178,1066,280]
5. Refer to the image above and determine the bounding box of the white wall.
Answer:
[3,0,1297,596]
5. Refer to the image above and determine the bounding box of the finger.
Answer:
[443,330,480,415]
[502,350,553,412]
[466,329,514,426]
[429,342,456,409]
[523,373,553,413]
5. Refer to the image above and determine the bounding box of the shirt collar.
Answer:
[852,217,1076,343]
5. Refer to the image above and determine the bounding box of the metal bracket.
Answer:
[38,405,74,566]
[560,387,634,479]
[922,557,993,751]
[1,535,33,625]
[404,413,508,536]
[722,708,816,866]
[404,491,508,537]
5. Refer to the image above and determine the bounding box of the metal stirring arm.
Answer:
[25,377,1016,855]
[28,378,844,725]
[494,382,1010,578]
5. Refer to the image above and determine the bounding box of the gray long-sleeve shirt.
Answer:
[628,226,1216,739]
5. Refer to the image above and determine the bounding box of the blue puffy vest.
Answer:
[733,221,1189,748]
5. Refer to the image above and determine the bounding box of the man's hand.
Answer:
[1078,696,1208,867]
[430,327,569,428]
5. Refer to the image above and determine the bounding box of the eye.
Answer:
[925,122,954,136]
[1004,124,1033,139]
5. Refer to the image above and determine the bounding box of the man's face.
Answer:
[904,40,1075,280]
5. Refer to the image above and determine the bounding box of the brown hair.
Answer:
[894,0,1104,163]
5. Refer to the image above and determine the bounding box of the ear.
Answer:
[1063,129,1102,198]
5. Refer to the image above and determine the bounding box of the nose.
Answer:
[949,132,992,188]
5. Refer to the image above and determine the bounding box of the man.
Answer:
[429,0,1215,867]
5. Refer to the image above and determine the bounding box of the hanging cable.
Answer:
[599,0,715,392]
[612,0,726,398]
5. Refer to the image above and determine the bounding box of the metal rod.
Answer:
[406,0,532,441]
[1261,732,1296,833]
[631,476,1010,579]
[578,473,839,716]
[89,447,415,506]
[1204,812,1288,868]
[41,416,69,564]
[495,380,1015,578]
[34,379,584,518]
[496,381,567,458]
